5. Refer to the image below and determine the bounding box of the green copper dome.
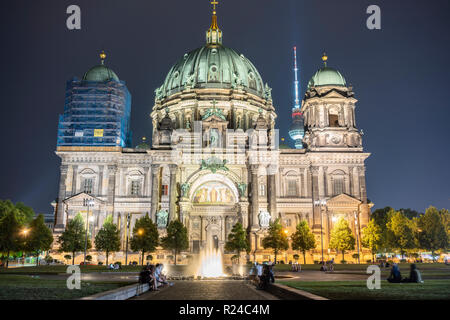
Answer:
[83,64,119,82]
[156,45,265,99]
[307,66,346,89]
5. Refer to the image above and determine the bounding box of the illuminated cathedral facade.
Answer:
[51,4,372,264]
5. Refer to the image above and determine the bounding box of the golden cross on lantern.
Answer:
[211,0,219,14]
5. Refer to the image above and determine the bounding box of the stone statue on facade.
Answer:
[156,209,168,228]
[180,183,190,198]
[237,183,247,197]
[258,211,271,228]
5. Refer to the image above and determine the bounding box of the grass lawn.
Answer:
[279,279,450,300]
[0,264,193,275]
[0,274,133,300]
[273,263,450,273]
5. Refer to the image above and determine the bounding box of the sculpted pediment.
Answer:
[327,193,361,207]
[63,192,105,206]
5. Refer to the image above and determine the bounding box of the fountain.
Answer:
[196,248,226,278]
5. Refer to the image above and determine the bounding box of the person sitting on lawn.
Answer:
[387,263,402,283]
[320,262,328,272]
[402,263,424,283]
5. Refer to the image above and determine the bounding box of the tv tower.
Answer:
[288,46,305,149]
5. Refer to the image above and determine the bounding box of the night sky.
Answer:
[0,0,449,216]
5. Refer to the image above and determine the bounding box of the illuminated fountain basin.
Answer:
[195,248,226,279]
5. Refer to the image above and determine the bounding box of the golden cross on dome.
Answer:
[211,0,219,14]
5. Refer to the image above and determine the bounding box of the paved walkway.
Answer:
[277,270,368,282]
[132,280,278,300]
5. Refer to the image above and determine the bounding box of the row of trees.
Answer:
[0,200,53,268]
[57,213,189,265]
[361,206,449,261]
[224,206,449,264]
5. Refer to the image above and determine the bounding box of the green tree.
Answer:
[0,208,21,268]
[386,210,415,258]
[24,214,54,266]
[57,213,91,265]
[399,208,422,220]
[291,221,316,264]
[94,215,120,266]
[417,206,448,261]
[439,208,450,246]
[361,219,383,262]
[14,202,36,225]
[261,218,289,263]
[130,214,159,266]
[329,218,355,262]
[224,222,249,264]
[161,220,188,265]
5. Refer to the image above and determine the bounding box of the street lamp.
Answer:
[354,212,361,264]
[21,228,30,266]
[125,213,131,266]
[283,229,289,263]
[314,199,327,263]
[83,198,94,265]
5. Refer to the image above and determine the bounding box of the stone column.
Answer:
[97,165,104,196]
[310,166,321,232]
[358,166,368,203]
[322,166,328,197]
[267,164,278,220]
[150,164,160,221]
[142,166,150,197]
[348,166,354,197]
[55,164,68,229]
[71,165,78,196]
[107,165,117,204]
[169,164,178,221]
[250,165,260,230]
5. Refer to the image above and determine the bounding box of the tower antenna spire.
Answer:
[293,46,300,110]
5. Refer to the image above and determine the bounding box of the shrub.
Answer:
[293,254,299,261]
[146,255,153,261]
[86,255,92,262]
[366,260,372,263]
[44,255,53,263]
[64,255,71,261]
[98,262,103,265]
[340,260,347,264]
[113,261,122,266]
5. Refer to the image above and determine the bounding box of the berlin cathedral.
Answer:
[51,3,372,264]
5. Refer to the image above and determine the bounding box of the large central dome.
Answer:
[158,45,265,99]
[155,7,267,101]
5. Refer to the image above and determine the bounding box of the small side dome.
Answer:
[307,67,346,89]
[83,65,119,82]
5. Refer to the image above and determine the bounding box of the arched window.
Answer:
[328,107,340,127]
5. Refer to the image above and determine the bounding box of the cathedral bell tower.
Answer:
[301,54,363,152]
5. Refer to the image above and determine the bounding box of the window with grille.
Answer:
[130,180,141,196]
[285,219,292,227]
[83,178,93,194]
[162,185,169,196]
[333,176,345,195]
[259,184,266,196]
[287,180,298,196]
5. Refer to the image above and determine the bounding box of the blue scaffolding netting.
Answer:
[57,78,132,147]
